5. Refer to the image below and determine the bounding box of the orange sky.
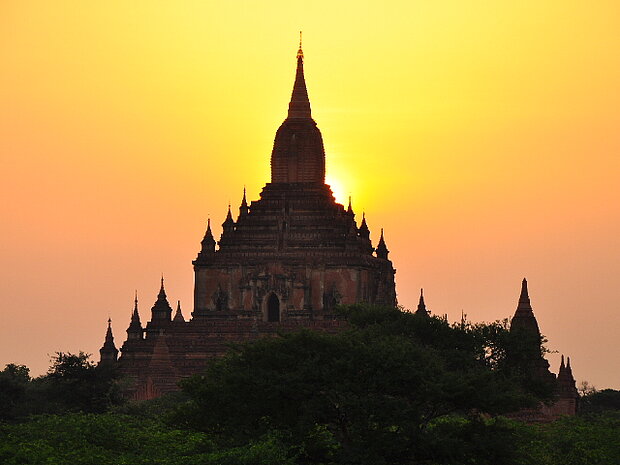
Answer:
[1,1,619,388]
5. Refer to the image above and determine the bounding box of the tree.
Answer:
[0,413,294,465]
[519,412,620,465]
[42,351,123,413]
[176,305,550,464]
[580,389,620,415]
[0,364,30,421]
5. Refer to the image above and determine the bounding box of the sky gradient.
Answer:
[1,1,619,387]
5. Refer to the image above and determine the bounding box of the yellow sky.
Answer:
[1,1,619,387]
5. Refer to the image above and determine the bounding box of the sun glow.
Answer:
[325,175,348,206]
[1,0,620,386]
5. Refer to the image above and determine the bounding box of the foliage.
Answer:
[519,412,620,465]
[43,351,124,413]
[175,304,554,464]
[0,413,294,465]
[0,364,31,421]
[112,391,191,421]
[0,352,123,420]
[0,304,618,463]
[580,389,620,415]
[1,411,619,465]
[578,380,597,396]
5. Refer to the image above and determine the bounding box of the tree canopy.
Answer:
[1,304,617,464]
[175,304,555,464]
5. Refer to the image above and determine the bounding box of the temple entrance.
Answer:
[267,294,280,322]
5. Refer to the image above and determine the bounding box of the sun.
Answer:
[325,174,349,206]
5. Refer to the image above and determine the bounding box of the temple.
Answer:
[507,279,579,421]
[99,43,578,418]
[100,40,396,400]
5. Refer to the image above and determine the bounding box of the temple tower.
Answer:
[99,318,118,365]
[509,278,555,381]
[270,35,325,183]
[415,289,430,317]
[108,40,397,399]
[192,40,397,320]
[508,279,579,420]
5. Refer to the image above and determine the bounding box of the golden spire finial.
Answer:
[297,31,303,59]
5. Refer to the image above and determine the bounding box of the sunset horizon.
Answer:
[1,1,619,393]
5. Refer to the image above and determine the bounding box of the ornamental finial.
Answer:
[297,31,303,59]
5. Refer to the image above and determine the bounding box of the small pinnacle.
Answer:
[519,278,530,303]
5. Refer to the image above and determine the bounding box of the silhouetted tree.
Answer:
[43,351,123,413]
[0,364,30,421]
[176,305,550,464]
[580,389,620,415]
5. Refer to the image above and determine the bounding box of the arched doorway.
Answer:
[267,294,280,322]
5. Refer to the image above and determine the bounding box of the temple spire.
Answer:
[510,278,541,334]
[357,212,373,254]
[416,288,429,317]
[556,354,578,408]
[127,291,143,340]
[131,290,140,322]
[239,187,249,219]
[376,228,389,260]
[224,203,234,224]
[519,278,530,307]
[105,318,114,343]
[99,318,118,364]
[359,212,369,233]
[151,276,173,323]
[288,32,312,119]
[198,218,216,256]
[222,203,235,235]
[270,35,325,183]
[173,300,185,322]
[159,275,166,297]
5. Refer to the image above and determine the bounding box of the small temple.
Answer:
[506,279,579,420]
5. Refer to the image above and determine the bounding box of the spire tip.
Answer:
[297,31,303,59]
